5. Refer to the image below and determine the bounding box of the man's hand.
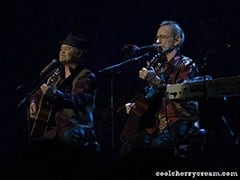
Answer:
[139,67,156,82]
[40,83,49,95]
[29,102,37,119]
[139,67,163,88]
[125,102,136,114]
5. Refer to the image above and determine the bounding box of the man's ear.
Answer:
[174,36,181,47]
[77,49,84,59]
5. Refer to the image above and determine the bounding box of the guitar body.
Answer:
[120,95,149,142]
[30,97,54,137]
[121,86,163,142]
[29,68,61,138]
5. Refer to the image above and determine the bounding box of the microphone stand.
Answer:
[15,73,50,147]
[17,61,59,108]
[17,73,50,108]
[98,53,149,151]
[99,53,149,73]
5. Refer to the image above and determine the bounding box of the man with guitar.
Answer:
[120,20,205,168]
[28,30,98,150]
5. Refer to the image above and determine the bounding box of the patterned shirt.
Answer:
[156,53,199,132]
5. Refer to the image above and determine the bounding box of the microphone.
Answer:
[40,59,59,76]
[120,43,160,58]
[121,43,159,53]
[132,43,159,51]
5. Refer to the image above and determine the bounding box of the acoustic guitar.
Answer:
[29,68,61,137]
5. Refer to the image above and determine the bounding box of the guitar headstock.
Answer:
[46,68,61,86]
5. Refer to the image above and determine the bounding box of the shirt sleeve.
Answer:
[50,71,96,111]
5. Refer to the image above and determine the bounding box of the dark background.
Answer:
[1,0,240,178]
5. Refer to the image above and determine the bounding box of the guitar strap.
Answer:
[72,68,91,90]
